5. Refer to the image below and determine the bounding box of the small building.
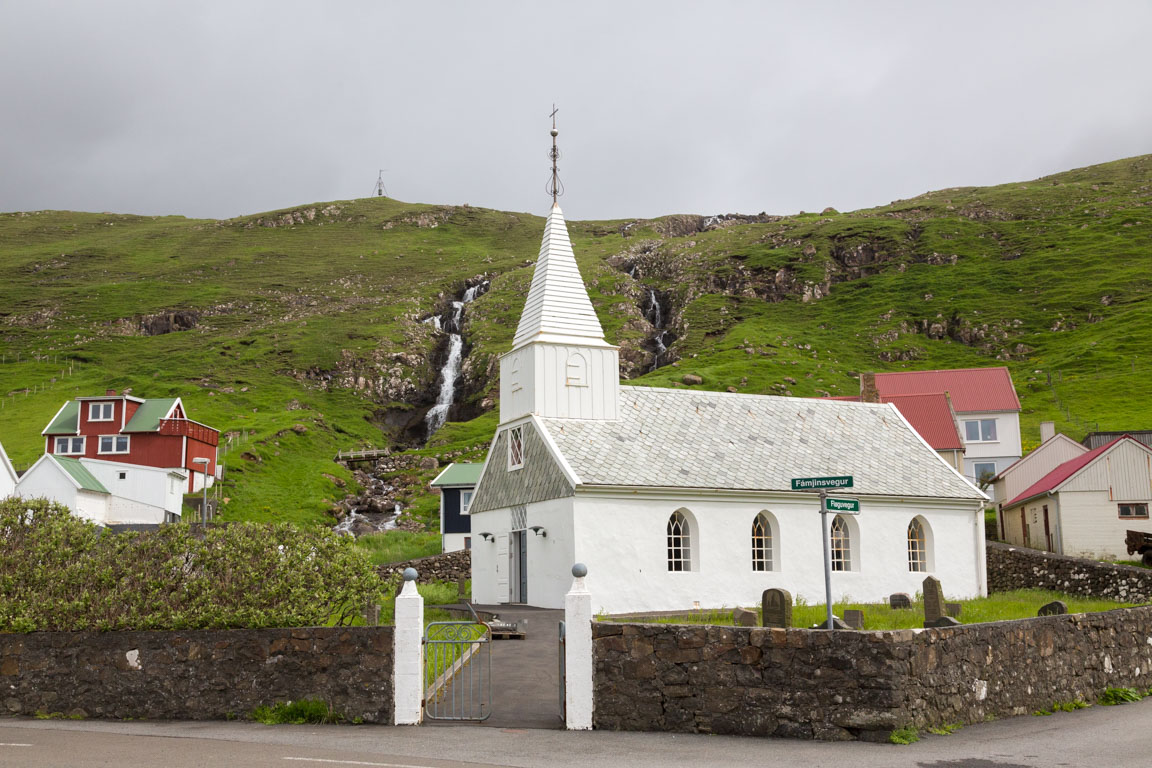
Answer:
[866,367,1023,491]
[990,421,1088,538]
[1082,430,1152,451]
[999,435,1152,559]
[468,200,987,613]
[41,390,219,493]
[430,462,482,553]
[15,454,186,526]
[0,440,18,498]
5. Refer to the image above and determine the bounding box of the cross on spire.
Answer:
[547,104,563,204]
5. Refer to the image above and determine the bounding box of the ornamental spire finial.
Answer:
[546,104,563,205]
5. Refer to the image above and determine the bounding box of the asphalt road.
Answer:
[3,698,1152,768]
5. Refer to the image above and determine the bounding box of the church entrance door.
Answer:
[509,530,528,603]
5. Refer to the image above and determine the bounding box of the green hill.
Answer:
[2,155,1150,526]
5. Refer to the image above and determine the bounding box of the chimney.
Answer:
[1040,421,1056,443]
[106,389,117,396]
[860,372,879,403]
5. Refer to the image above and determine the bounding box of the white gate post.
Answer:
[564,563,593,730]
[393,567,424,725]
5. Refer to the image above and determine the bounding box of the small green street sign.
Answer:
[791,475,854,491]
[824,497,861,514]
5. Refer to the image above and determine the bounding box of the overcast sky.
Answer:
[2,1,1150,221]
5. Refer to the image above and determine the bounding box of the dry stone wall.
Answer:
[0,626,393,723]
[378,549,470,584]
[594,606,1152,740]
[987,541,1152,602]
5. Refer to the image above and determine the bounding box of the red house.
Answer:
[42,390,218,493]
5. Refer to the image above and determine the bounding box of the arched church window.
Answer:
[566,353,588,387]
[830,515,851,572]
[667,510,691,572]
[752,512,773,571]
[908,517,928,572]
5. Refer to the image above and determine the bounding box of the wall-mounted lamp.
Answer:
[479,532,494,542]
[529,526,547,538]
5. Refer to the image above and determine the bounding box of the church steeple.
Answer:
[498,114,620,423]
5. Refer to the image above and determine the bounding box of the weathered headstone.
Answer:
[1038,600,1068,616]
[843,609,864,629]
[889,593,912,610]
[761,588,793,629]
[922,576,945,623]
[733,607,758,627]
[810,616,851,630]
[924,616,961,628]
[945,602,962,619]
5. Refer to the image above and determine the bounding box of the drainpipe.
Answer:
[975,500,988,596]
[1050,492,1063,555]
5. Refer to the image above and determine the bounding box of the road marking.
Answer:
[283,759,436,768]
[0,743,33,747]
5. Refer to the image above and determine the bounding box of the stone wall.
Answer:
[594,606,1152,740]
[378,548,470,584]
[0,626,393,723]
[987,541,1152,602]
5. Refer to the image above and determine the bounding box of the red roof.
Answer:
[881,393,964,451]
[873,367,1021,413]
[1005,436,1137,507]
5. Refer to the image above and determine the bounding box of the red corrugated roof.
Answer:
[881,393,964,451]
[1005,436,1135,507]
[873,367,1021,412]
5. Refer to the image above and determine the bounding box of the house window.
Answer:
[667,510,692,572]
[55,436,85,455]
[566,353,588,387]
[972,462,997,484]
[99,435,130,454]
[1119,503,1149,519]
[830,515,851,572]
[508,426,524,470]
[963,419,998,442]
[89,402,115,421]
[461,490,473,515]
[118,472,127,480]
[751,512,773,571]
[908,518,927,572]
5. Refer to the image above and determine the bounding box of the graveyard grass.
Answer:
[602,589,1138,630]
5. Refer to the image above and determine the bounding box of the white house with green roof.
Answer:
[430,462,483,552]
[468,201,988,613]
[16,454,111,523]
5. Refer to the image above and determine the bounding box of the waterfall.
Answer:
[643,289,672,372]
[423,280,489,438]
[644,289,662,328]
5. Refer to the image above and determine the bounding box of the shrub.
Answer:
[0,497,381,632]
[1099,687,1144,706]
[889,726,919,744]
[250,699,346,725]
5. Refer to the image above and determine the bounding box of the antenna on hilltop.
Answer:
[546,104,564,204]
[373,169,388,198]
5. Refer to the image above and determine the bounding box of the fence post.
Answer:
[393,567,424,725]
[564,563,593,730]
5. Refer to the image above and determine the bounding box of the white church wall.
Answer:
[571,491,984,615]
[470,496,575,608]
[500,343,619,423]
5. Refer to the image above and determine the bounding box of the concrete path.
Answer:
[427,605,563,730]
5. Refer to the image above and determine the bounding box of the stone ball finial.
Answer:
[402,567,418,582]
[551,128,559,137]
[572,563,588,578]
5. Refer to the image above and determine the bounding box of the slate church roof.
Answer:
[538,386,984,500]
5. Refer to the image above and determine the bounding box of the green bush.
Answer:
[0,497,381,632]
[1099,687,1144,706]
[889,726,920,744]
[250,699,346,725]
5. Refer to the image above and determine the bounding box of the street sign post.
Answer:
[791,476,858,630]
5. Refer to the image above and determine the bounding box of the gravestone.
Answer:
[843,609,864,629]
[733,607,758,627]
[922,576,946,623]
[924,616,961,628]
[1038,600,1068,616]
[889,593,912,610]
[946,602,962,619]
[761,588,793,629]
[810,616,851,630]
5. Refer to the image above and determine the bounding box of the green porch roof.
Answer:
[123,398,178,432]
[430,462,484,488]
[54,456,109,494]
[44,400,80,434]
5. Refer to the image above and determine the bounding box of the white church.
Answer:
[468,199,988,615]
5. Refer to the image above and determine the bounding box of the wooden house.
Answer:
[430,462,482,553]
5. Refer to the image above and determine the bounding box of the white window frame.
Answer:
[89,402,115,422]
[831,515,852,572]
[752,512,773,572]
[963,418,998,443]
[972,462,997,481]
[55,436,85,455]
[461,489,473,515]
[1119,503,1149,520]
[98,434,130,454]
[667,510,692,572]
[907,518,927,572]
[566,353,588,387]
[508,426,525,470]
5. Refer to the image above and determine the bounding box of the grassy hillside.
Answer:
[2,155,1150,526]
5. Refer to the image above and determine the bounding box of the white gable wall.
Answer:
[80,459,184,523]
[470,496,576,607]
[993,434,1088,511]
[14,460,109,524]
[0,441,17,498]
[501,341,619,423]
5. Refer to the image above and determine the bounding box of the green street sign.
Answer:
[824,497,861,514]
[791,475,854,491]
